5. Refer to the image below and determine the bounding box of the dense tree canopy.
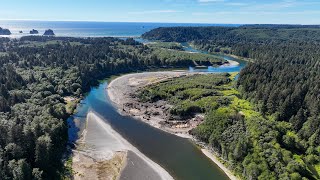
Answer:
[0,36,218,179]
[143,25,320,179]
[1,23,320,179]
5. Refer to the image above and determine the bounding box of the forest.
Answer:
[143,25,320,179]
[1,24,320,179]
[0,36,221,179]
[139,72,320,180]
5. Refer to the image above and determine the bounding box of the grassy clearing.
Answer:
[229,72,239,80]
[146,42,184,50]
[315,163,320,175]
[139,73,231,116]
[138,73,320,179]
[221,88,240,96]
[152,48,226,66]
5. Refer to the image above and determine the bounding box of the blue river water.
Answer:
[1,20,246,180]
[181,43,246,74]
[67,43,247,179]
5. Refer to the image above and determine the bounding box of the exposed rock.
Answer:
[19,31,23,34]
[0,27,11,35]
[30,29,39,34]
[43,29,55,36]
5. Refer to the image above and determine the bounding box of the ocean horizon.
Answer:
[0,20,241,38]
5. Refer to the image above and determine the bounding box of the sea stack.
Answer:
[0,27,11,35]
[43,29,55,36]
[30,29,39,34]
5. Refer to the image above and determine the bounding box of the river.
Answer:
[68,43,247,180]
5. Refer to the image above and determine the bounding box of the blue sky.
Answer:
[1,0,320,24]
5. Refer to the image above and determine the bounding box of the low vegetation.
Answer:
[150,48,226,67]
[139,73,232,117]
[138,73,320,179]
[142,25,320,179]
[1,23,320,179]
[146,42,184,50]
[0,36,222,179]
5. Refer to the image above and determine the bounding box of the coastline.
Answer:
[107,72,239,180]
[72,111,173,180]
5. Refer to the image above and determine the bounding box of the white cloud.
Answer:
[244,0,320,10]
[192,10,320,16]
[198,0,225,3]
[128,10,183,15]
[226,3,247,6]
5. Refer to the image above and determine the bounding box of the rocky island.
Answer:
[43,29,55,36]
[30,29,39,34]
[0,27,11,35]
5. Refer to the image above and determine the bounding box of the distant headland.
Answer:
[0,27,11,35]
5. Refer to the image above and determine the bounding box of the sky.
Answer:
[1,0,320,24]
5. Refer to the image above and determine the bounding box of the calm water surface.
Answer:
[68,45,247,180]
[14,21,249,179]
[0,20,240,38]
[1,20,246,179]
[182,43,247,74]
[69,82,230,180]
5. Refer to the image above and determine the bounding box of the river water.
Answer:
[68,43,247,180]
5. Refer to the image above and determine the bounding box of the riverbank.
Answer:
[202,149,238,180]
[224,60,239,66]
[72,111,173,180]
[107,71,203,138]
[107,72,239,180]
[186,43,253,63]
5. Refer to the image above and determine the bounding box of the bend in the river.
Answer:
[68,43,247,180]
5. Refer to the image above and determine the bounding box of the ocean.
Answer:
[0,20,240,38]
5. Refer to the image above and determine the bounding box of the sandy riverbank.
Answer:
[72,111,173,180]
[224,60,239,66]
[107,71,203,138]
[202,149,238,180]
[107,72,239,180]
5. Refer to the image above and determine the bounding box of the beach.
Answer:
[72,111,173,180]
[107,71,239,180]
[107,71,203,138]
